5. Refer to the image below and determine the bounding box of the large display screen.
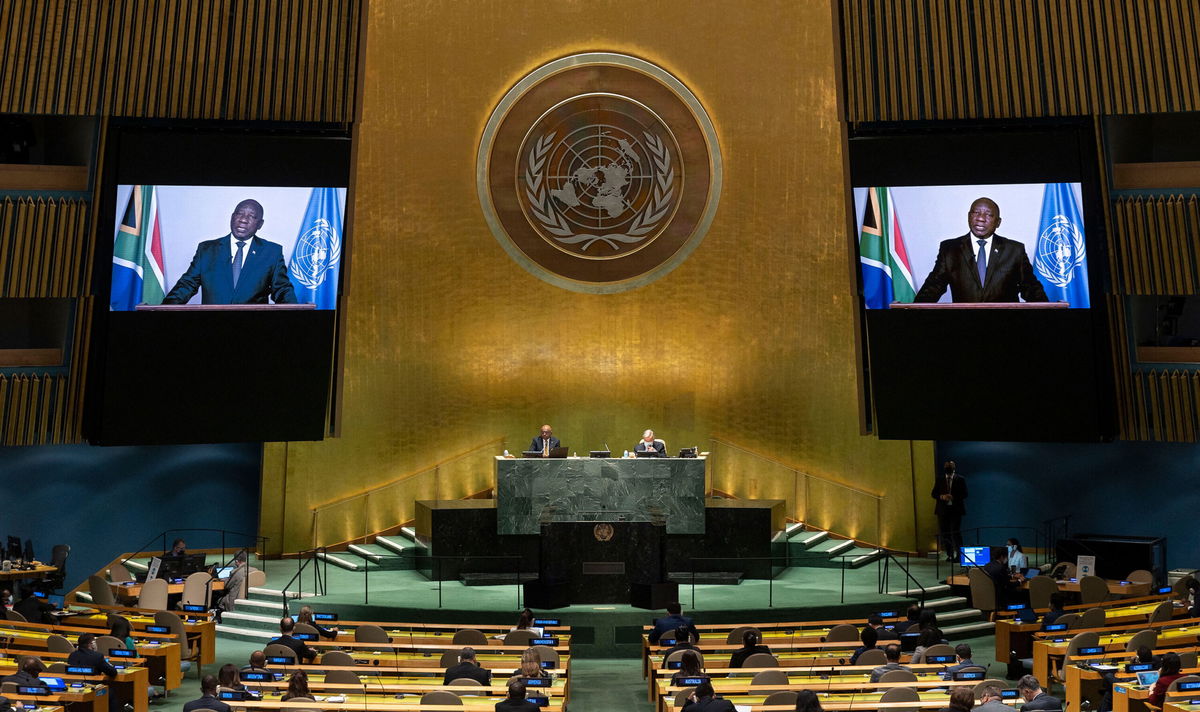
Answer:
[847,122,1113,442]
[86,123,351,445]
[854,182,1089,309]
[111,185,345,311]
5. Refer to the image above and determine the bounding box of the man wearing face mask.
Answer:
[931,460,967,563]
[162,199,297,305]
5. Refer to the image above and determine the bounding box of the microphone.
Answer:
[604,443,610,455]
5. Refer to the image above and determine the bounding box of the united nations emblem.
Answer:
[593,523,615,542]
[292,217,341,289]
[478,53,722,293]
[1035,214,1086,287]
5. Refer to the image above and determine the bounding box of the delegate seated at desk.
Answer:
[634,429,666,457]
[528,425,560,457]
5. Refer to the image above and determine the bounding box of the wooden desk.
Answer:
[996,600,1186,664]
[0,564,57,581]
[221,694,563,711]
[654,676,981,712]
[109,579,225,604]
[2,685,106,712]
[645,663,948,703]
[947,574,1150,598]
[64,609,217,665]
[0,661,149,712]
[1034,627,1200,683]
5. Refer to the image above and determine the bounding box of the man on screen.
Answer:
[162,199,297,305]
[913,197,1048,304]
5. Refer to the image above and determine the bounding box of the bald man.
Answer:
[528,425,560,457]
[162,198,297,305]
[913,197,1048,304]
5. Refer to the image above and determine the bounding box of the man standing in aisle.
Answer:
[931,460,967,563]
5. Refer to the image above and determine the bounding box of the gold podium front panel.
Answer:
[260,0,936,555]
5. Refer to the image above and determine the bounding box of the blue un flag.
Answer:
[1033,183,1090,308]
[288,187,344,310]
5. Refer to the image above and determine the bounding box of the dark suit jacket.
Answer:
[182,695,232,712]
[648,613,697,644]
[528,436,561,453]
[1022,692,1064,711]
[729,644,771,668]
[13,596,56,625]
[268,635,316,662]
[930,474,967,517]
[914,234,1048,304]
[635,440,667,457]
[162,234,297,305]
[443,661,491,686]
[1,670,48,690]
[67,648,118,677]
[682,696,736,712]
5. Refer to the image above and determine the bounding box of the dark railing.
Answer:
[1042,515,1072,559]
[120,528,269,573]
[684,549,920,609]
[880,551,926,604]
[346,553,527,610]
[280,547,327,615]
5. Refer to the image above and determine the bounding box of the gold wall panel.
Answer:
[261,0,937,555]
[841,0,1200,121]
[0,0,361,120]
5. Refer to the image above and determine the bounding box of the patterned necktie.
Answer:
[976,239,987,284]
[232,240,246,287]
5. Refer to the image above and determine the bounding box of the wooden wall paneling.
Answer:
[28,198,49,298]
[10,199,31,298]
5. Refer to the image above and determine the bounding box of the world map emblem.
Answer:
[292,217,341,289]
[478,53,722,293]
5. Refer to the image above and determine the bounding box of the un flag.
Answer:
[1033,183,1090,308]
[288,188,344,310]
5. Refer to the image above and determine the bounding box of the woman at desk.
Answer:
[1007,538,1028,572]
[1148,652,1184,708]
[635,430,666,457]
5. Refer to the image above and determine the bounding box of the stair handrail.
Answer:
[879,550,927,604]
[280,546,327,614]
[310,437,506,513]
[118,528,269,570]
[309,438,505,549]
[708,438,884,544]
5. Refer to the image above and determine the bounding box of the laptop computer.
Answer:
[1136,670,1160,686]
[523,448,568,458]
[215,566,235,580]
[1024,567,1041,579]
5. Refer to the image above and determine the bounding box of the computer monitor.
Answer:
[38,677,66,692]
[180,553,208,575]
[959,546,991,567]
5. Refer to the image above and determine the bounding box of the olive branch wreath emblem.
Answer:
[524,131,675,252]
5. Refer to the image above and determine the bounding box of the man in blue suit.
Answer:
[162,199,297,305]
[528,425,560,456]
[648,602,697,644]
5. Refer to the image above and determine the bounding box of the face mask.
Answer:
[1008,546,1016,554]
